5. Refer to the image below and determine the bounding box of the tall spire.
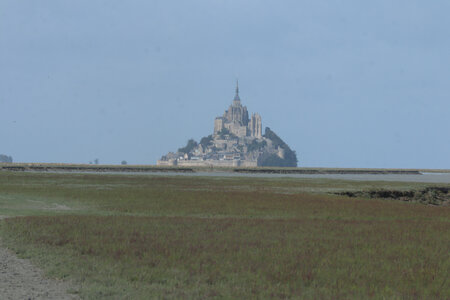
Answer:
[234,80,240,102]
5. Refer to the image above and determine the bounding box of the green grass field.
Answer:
[0,172,449,299]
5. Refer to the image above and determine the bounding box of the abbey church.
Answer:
[157,83,297,167]
[214,84,262,139]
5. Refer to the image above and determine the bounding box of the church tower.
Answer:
[249,113,262,138]
[214,82,262,138]
[232,80,241,106]
[224,81,249,126]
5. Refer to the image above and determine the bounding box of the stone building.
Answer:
[214,82,262,138]
[157,82,297,167]
[249,113,262,138]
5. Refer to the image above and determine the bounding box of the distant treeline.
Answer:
[0,154,13,163]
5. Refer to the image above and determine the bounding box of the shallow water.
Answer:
[38,170,450,183]
[163,172,450,183]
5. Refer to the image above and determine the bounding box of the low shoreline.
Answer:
[1,162,448,175]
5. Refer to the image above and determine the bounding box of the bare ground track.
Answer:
[0,216,79,300]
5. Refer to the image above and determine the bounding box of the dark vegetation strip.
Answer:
[0,163,431,174]
[337,186,450,206]
[234,168,421,174]
[0,164,194,173]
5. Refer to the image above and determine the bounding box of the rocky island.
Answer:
[157,83,297,167]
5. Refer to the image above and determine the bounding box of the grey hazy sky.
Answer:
[1,1,449,168]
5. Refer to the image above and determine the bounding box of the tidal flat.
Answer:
[0,171,449,299]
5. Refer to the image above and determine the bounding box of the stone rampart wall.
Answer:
[156,160,177,166]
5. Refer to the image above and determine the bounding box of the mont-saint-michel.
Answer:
[157,83,298,167]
